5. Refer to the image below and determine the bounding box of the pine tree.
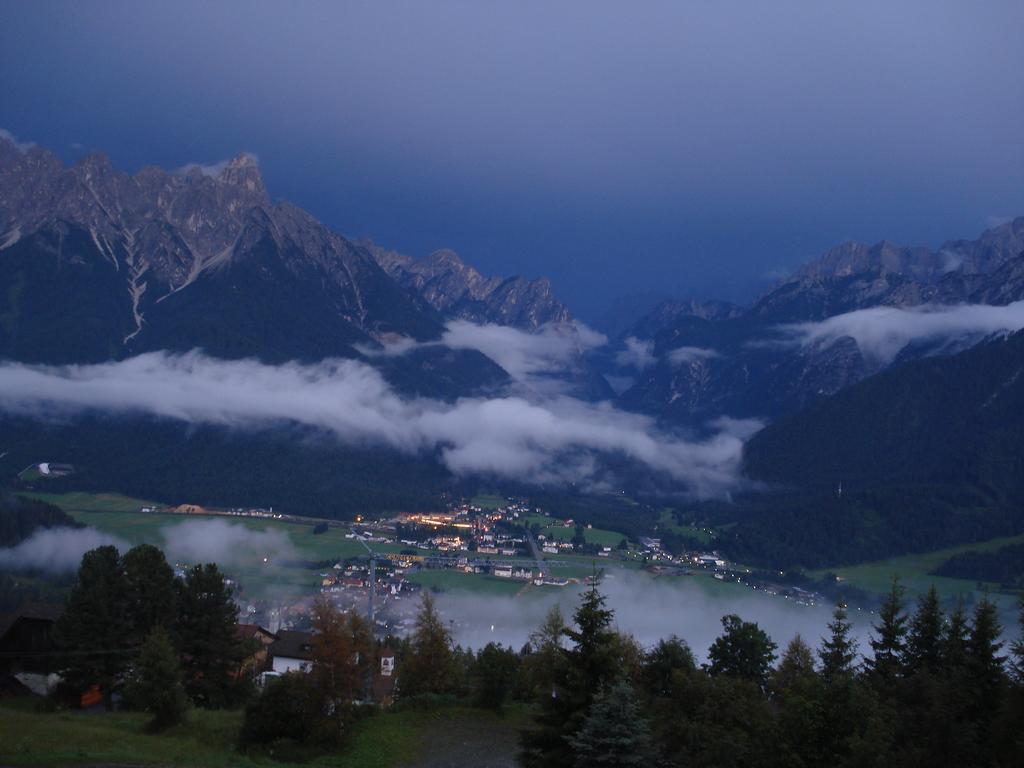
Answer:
[906,586,943,674]
[399,591,454,697]
[122,544,177,646]
[567,681,655,767]
[967,597,1005,708]
[819,604,857,685]
[124,627,188,731]
[707,614,777,689]
[942,599,970,674]
[1010,594,1024,684]
[176,563,243,708]
[521,580,619,768]
[865,576,907,683]
[53,545,130,708]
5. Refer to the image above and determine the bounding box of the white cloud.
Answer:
[0,128,35,153]
[160,518,296,567]
[668,346,719,366]
[770,301,1024,367]
[616,337,657,370]
[0,350,757,497]
[360,319,607,395]
[0,526,127,573]
[440,320,606,382]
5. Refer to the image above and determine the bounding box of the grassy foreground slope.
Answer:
[0,700,528,768]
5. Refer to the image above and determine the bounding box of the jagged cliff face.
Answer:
[367,244,572,330]
[615,219,1024,424]
[0,138,450,363]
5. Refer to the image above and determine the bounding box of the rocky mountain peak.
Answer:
[216,152,265,196]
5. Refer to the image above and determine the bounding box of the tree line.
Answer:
[53,543,250,724]
[48,543,1024,766]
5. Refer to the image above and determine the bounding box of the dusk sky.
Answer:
[2,0,1022,319]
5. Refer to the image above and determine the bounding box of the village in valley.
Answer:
[124,492,829,656]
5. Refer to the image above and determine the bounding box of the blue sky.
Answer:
[2,0,1022,319]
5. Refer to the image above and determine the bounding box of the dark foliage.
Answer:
[933,542,1024,587]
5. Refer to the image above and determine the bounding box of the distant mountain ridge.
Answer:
[614,217,1024,424]
[365,243,572,330]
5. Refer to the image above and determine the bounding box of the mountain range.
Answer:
[613,217,1024,424]
[4,134,1024,570]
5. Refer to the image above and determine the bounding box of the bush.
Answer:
[240,673,320,748]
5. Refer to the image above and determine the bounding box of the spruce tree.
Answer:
[399,591,454,697]
[521,580,619,768]
[942,599,970,674]
[819,604,857,685]
[176,563,242,708]
[967,597,1005,708]
[865,576,907,683]
[1010,594,1024,684]
[53,545,130,708]
[124,627,188,731]
[567,681,655,767]
[906,586,943,674]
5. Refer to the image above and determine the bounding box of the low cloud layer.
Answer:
[363,320,607,394]
[0,526,127,573]
[0,350,758,496]
[774,301,1024,366]
[160,518,297,567]
[438,570,871,658]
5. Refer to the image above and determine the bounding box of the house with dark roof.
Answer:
[267,629,315,673]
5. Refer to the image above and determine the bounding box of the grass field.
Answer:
[470,493,508,509]
[408,569,528,596]
[24,490,162,513]
[522,514,623,548]
[655,509,715,545]
[808,533,1024,599]
[0,699,529,768]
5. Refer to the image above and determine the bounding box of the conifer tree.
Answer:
[906,586,943,674]
[772,634,818,698]
[521,580,619,768]
[865,576,907,683]
[124,627,188,731]
[54,545,130,708]
[967,596,1005,707]
[819,604,857,685]
[1010,594,1024,684]
[399,591,454,697]
[176,563,242,707]
[942,599,970,674]
[122,544,177,646]
[567,681,655,767]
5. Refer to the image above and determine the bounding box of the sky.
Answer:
[2,0,1023,320]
